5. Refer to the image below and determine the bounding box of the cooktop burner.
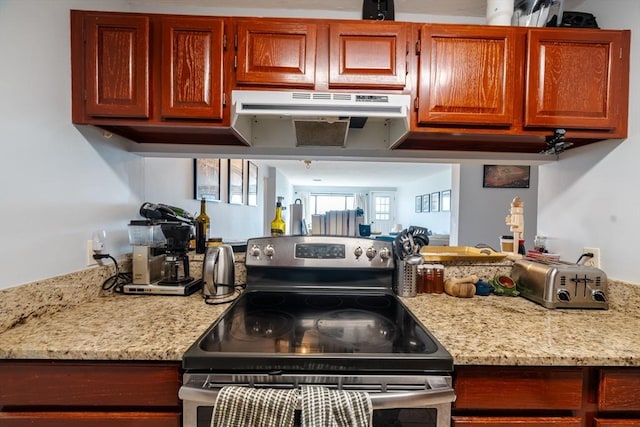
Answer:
[184,290,452,373]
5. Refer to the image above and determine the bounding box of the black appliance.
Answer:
[180,236,455,427]
[362,0,394,21]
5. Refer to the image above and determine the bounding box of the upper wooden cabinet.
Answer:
[160,17,224,120]
[417,24,517,126]
[525,28,629,131]
[413,24,630,147]
[328,21,407,89]
[234,19,317,88]
[83,14,150,119]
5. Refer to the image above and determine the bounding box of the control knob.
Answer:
[354,246,363,259]
[249,244,261,257]
[557,289,571,302]
[264,244,275,257]
[592,290,607,303]
[366,247,377,260]
[379,247,391,260]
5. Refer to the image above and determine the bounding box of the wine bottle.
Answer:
[270,197,286,236]
[195,198,210,253]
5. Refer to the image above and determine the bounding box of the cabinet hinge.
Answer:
[234,33,238,49]
[234,55,237,70]
[223,34,227,50]
[413,97,419,110]
[620,47,623,60]
[415,40,421,55]
[223,92,226,107]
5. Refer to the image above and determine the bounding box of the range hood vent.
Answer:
[231,90,410,149]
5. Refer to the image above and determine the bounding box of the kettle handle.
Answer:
[202,246,220,294]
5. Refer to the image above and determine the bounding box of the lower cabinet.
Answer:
[0,360,181,426]
[453,417,582,426]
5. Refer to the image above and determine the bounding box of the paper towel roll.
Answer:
[289,199,304,235]
[486,0,514,25]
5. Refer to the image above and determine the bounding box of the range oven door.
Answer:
[179,374,455,427]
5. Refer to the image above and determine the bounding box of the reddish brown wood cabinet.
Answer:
[417,24,518,126]
[0,360,181,426]
[453,417,583,427]
[525,28,629,132]
[83,13,150,119]
[235,19,317,88]
[160,17,225,120]
[595,368,640,425]
[328,21,407,89]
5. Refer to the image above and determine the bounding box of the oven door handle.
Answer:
[179,385,455,410]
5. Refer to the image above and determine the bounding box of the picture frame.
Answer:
[441,190,451,212]
[228,159,244,205]
[430,191,440,212]
[247,161,258,206]
[421,194,430,213]
[483,165,531,188]
[415,195,422,213]
[193,159,221,201]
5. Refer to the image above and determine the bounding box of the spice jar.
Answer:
[433,264,445,294]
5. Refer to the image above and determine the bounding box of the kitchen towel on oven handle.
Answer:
[211,386,297,427]
[300,386,372,427]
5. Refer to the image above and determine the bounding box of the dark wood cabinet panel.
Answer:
[599,368,640,411]
[417,24,518,126]
[235,19,317,87]
[328,22,407,89]
[454,366,583,410]
[0,412,180,427]
[525,29,629,131]
[594,420,640,427]
[160,17,225,120]
[453,417,583,426]
[84,14,150,118]
[0,361,180,408]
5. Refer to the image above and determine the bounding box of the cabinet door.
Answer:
[328,22,407,89]
[235,19,316,87]
[0,412,180,427]
[161,17,224,120]
[84,14,150,118]
[525,29,628,130]
[594,420,640,427]
[453,417,582,427]
[418,25,518,126]
[599,368,640,411]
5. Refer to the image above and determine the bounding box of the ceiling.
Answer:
[259,159,451,187]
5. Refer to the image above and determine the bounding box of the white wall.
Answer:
[537,0,639,282]
[458,165,538,249]
[396,167,453,235]
[143,158,265,241]
[0,0,145,289]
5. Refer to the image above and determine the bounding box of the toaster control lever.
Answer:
[592,290,607,303]
[557,289,571,302]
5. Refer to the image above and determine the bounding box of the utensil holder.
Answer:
[395,260,417,297]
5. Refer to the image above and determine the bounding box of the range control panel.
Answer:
[245,236,394,269]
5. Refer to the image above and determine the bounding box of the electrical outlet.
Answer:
[583,247,601,268]
[86,240,98,267]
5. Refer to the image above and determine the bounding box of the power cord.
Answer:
[93,253,132,293]
[203,284,246,305]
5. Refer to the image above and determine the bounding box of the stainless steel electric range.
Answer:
[180,236,455,427]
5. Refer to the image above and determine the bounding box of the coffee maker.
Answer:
[123,204,202,296]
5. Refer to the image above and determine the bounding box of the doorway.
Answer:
[369,191,396,234]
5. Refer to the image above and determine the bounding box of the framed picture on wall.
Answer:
[228,159,244,204]
[441,190,451,212]
[193,159,220,201]
[247,161,258,206]
[421,194,430,213]
[430,191,440,212]
[415,195,422,213]
[483,165,531,188]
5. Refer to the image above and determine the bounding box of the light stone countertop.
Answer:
[1,281,639,366]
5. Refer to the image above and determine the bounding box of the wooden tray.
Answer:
[419,246,507,262]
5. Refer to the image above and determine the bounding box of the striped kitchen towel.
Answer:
[211,386,298,427]
[301,386,373,427]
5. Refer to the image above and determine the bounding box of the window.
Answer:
[309,193,355,215]
[374,195,391,220]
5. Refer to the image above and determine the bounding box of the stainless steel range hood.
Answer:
[231,90,410,149]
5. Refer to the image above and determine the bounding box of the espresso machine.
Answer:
[122,204,202,296]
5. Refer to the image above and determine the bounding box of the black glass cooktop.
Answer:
[183,291,453,373]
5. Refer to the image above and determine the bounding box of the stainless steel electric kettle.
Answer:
[202,245,235,300]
